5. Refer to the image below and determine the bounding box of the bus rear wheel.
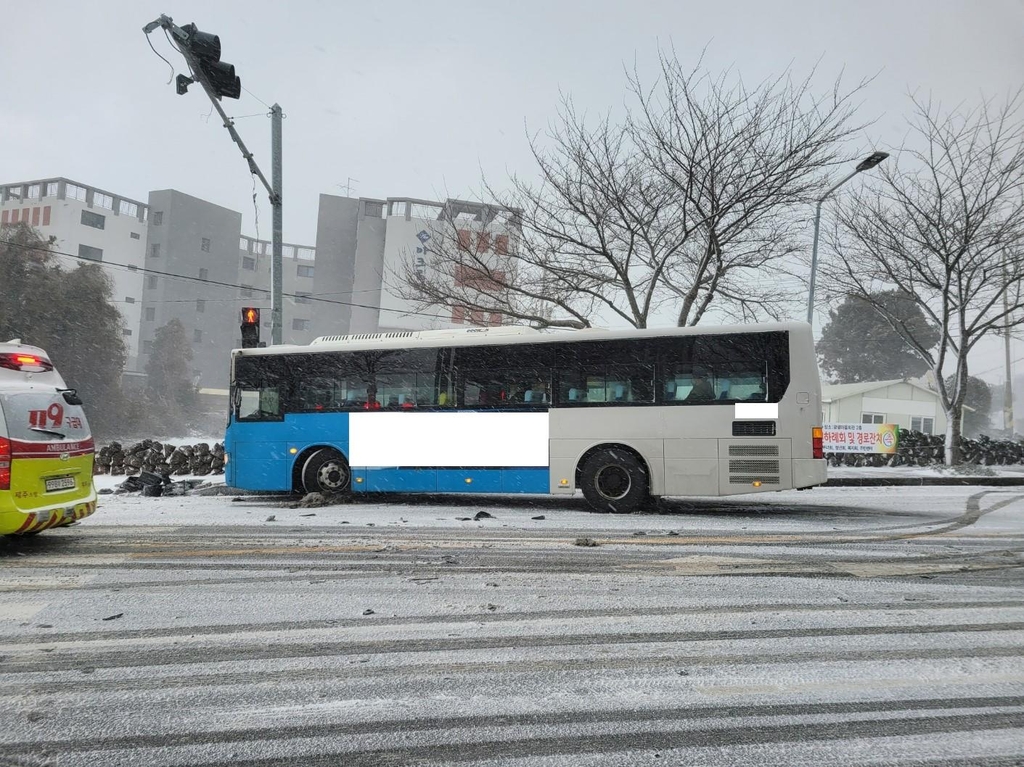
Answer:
[301,449,351,496]
[580,448,649,514]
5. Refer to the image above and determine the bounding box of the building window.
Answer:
[150,243,161,258]
[911,416,935,435]
[283,245,295,258]
[125,296,136,304]
[297,265,314,278]
[144,307,156,321]
[193,329,203,343]
[297,247,315,260]
[242,256,256,270]
[146,275,158,289]
[130,231,141,240]
[45,182,58,197]
[66,184,87,202]
[861,412,885,425]
[143,341,154,354]
[94,192,114,210]
[292,318,310,331]
[119,200,139,217]
[122,329,133,337]
[80,210,105,230]
[78,244,103,262]
[294,292,310,304]
[240,237,250,251]
[364,200,384,218]
[27,184,41,199]
[241,285,253,298]
[196,299,205,313]
[199,268,208,280]
[152,211,163,225]
[201,237,211,252]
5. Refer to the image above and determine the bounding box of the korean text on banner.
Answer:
[822,423,899,454]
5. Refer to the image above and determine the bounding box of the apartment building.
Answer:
[0,178,149,370]
[4,179,514,387]
[313,194,518,335]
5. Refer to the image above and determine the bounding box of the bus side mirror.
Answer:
[62,389,83,406]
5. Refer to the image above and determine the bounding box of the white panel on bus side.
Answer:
[348,412,549,468]
[735,402,779,419]
[664,438,720,495]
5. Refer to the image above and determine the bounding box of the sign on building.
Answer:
[823,423,899,454]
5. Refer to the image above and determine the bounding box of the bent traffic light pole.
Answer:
[143,14,284,346]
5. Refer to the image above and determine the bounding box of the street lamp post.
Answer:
[806,151,890,325]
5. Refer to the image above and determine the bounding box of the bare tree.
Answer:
[821,93,1024,464]
[396,52,867,329]
[630,55,870,325]
[394,100,689,329]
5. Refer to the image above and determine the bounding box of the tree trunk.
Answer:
[944,408,962,466]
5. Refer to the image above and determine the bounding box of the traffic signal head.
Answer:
[240,307,260,348]
[180,21,241,100]
[180,23,221,61]
[199,60,241,100]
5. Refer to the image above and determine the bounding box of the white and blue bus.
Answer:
[223,322,826,513]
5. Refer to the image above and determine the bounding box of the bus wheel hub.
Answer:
[595,465,630,500]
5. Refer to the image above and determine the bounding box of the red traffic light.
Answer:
[241,307,260,325]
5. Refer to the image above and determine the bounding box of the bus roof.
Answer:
[233,321,809,359]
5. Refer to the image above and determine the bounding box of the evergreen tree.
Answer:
[145,318,197,411]
[946,375,992,438]
[0,223,127,435]
[818,292,939,383]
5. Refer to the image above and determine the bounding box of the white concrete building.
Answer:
[314,195,519,336]
[1,178,149,371]
[821,379,949,435]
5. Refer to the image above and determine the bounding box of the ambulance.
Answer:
[0,340,97,535]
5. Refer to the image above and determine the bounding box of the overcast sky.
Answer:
[3,0,1024,387]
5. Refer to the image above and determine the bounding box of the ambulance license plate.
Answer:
[45,476,76,492]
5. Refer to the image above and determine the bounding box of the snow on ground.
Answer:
[827,464,1024,478]
[81,483,1021,536]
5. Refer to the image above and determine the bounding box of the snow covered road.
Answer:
[2,486,1023,765]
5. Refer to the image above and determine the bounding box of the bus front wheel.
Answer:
[301,449,351,496]
[580,448,649,514]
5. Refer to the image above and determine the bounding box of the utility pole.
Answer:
[271,104,283,345]
[143,14,284,345]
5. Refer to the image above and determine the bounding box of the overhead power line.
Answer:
[2,239,450,323]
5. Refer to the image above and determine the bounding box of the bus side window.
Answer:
[237,386,280,420]
[238,389,261,419]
